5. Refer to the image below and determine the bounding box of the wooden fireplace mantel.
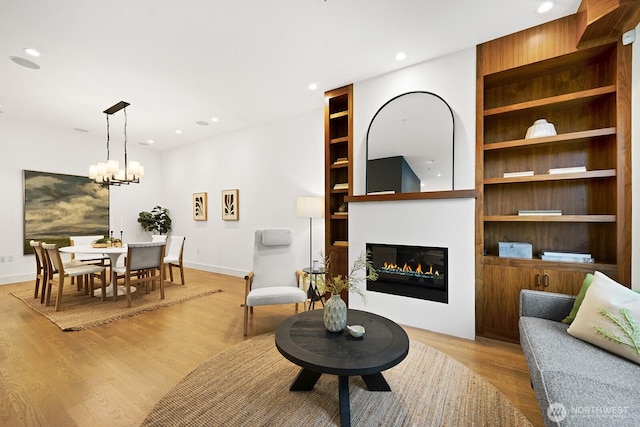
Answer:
[345,189,477,203]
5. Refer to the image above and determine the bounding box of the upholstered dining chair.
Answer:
[42,243,107,312]
[29,240,47,301]
[164,235,185,285]
[112,242,165,308]
[243,228,306,336]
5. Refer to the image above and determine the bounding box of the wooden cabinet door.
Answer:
[483,265,587,342]
[539,269,587,296]
[482,264,535,342]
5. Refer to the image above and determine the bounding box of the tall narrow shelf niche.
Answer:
[475,15,632,342]
[324,85,353,295]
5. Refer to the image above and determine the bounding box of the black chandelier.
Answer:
[89,101,144,186]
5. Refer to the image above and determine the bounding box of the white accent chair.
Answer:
[164,236,185,285]
[69,235,109,266]
[113,242,166,308]
[243,228,306,336]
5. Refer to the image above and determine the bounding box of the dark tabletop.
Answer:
[275,309,409,376]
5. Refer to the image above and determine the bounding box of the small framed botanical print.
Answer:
[193,192,208,221]
[221,189,239,221]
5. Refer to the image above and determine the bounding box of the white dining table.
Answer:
[59,245,136,297]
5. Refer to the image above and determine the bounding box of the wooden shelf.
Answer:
[483,255,616,272]
[483,85,615,116]
[325,85,353,283]
[475,15,632,343]
[330,136,349,144]
[484,169,616,185]
[483,128,616,151]
[329,111,349,120]
[484,214,616,222]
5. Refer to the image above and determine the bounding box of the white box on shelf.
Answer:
[498,242,533,259]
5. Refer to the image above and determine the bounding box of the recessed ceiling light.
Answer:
[196,120,209,126]
[175,130,182,134]
[308,83,318,90]
[395,52,407,61]
[23,48,40,57]
[139,139,154,146]
[73,128,89,133]
[211,117,219,123]
[537,1,553,13]
[9,56,40,69]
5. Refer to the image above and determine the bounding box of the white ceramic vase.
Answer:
[324,294,347,332]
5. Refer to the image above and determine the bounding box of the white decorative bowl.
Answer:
[346,324,365,338]
[525,119,557,139]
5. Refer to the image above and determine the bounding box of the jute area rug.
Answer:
[142,333,532,427]
[11,281,223,331]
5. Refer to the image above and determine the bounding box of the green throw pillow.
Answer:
[561,273,594,324]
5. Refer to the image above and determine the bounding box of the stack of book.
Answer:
[333,183,349,190]
[503,170,534,178]
[333,157,348,166]
[518,209,562,216]
[539,250,594,263]
[547,166,587,174]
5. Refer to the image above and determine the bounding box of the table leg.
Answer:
[361,372,391,391]
[289,368,322,391]
[338,375,351,427]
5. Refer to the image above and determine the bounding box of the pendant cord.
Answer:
[106,113,110,162]
[123,107,128,176]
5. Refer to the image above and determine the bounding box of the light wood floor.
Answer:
[0,268,544,426]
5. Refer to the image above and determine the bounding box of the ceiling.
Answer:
[1,0,581,152]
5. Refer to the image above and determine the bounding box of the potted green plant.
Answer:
[137,205,172,235]
[316,250,378,332]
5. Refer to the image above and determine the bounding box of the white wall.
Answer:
[348,48,477,340]
[159,109,325,277]
[0,118,163,284]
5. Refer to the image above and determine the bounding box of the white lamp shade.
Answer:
[89,164,97,178]
[107,159,119,174]
[297,196,324,218]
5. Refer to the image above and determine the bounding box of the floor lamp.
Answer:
[296,196,325,272]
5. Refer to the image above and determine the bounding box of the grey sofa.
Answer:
[519,290,640,427]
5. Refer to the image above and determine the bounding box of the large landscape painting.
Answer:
[23,170,109,254]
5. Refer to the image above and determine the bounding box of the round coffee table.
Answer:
[275,309,409,427]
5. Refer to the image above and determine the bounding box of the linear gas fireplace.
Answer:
[366,243,448,303]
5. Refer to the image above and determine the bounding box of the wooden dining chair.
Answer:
[164,236,185,285]
[112,242,165,308]
[42,243,107,311]
[29,240,47,302]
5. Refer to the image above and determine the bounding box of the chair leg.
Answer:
[100,270,106,302]
[40,275,48,304]
[243,304,249,336]
[168,264,175,282]
[159,268,165,300]
[54,277,65,312]
[179,263,185,285]
[34,275,40,299]
[125,277,132,308]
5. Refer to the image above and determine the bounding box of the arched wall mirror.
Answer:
[366,91,455,194]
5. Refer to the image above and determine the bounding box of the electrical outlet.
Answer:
[7,255,13,262]
[197,248,200,254]
[0,256,5,263]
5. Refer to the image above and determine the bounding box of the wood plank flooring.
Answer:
[0,268,543,426]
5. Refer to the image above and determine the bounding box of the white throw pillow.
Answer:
[568,271,640,365]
